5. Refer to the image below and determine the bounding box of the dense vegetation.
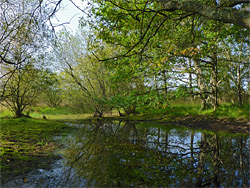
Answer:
[0,1,249,185]
[0,0,249,119]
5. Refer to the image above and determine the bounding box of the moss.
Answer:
[0,117,73,183]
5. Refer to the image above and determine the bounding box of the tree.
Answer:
[159,0,250,30]
[1,64,47,118]
[56,30,114,117]
[87,0,249,58]
[40,71,63,108]
[92,0,250,30]
[87,0,249,111]
[0,0,62,98]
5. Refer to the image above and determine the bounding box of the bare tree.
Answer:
[0,0,63,98]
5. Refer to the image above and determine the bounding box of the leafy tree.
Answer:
[1,64,48,117]
[86,0,249,111]
[56,30,114,116]
[40,71,63,108]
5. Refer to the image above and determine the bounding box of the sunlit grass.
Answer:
[33,113,92,120]
[1,100,248,122]
[135,99,249,121]
[0,105,12,118]
[200,103,249,119]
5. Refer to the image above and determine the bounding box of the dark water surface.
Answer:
[3,120,250,187]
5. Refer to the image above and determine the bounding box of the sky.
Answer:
[52,0,87,33]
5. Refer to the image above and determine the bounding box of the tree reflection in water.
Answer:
[64,120,250,187]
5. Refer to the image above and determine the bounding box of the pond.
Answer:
[3,120,250,187]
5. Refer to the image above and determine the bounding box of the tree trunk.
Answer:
[15,108,23,118]
[160,0,250,30]
[237,64,242,106]
[163,70,168,96]
[189,58,194,100]
[118,109,123,117]
[210,60,219,111]
[193,59,210,110]
[94,110,103,118]
[154,74,159,95]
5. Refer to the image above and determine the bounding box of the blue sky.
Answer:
[52,0,86,33]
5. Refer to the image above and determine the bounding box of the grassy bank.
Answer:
[133,101,249,121]
[0,118,72,183]
[1,100,248,121]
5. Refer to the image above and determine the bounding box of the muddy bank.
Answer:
[170,115,249,134]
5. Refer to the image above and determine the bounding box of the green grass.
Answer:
[27,106,95,120]
[134,99,249,121]
[200,103,249,119]
[0,109,13,118]
[0,117,72,183]
[33,113,93,121]
[133,99,200,120]
[28,106,77,115]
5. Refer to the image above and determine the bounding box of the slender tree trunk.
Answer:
[210,60,219,111]
[163,70,168,96]
[237,64,242,106]
[194,60,209,110]
[189,58,194,100]
[154,74,159,95]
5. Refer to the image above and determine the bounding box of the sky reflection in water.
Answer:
[64,120,250,187]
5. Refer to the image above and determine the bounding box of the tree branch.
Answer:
[160,0,250,30]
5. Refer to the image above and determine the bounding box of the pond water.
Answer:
[3,120,250,187]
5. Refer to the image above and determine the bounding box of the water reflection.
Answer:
[64,120,250,187]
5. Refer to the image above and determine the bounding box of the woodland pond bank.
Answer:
[1,118,249,187]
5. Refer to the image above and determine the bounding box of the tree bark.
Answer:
[160,0,250,30]
[210,59,219,111]
[188,58,194,100]
[193,59,210,110]
[237,63,242,106]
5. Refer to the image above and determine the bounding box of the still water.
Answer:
[63,120,250,187]
[3,120,250,187]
